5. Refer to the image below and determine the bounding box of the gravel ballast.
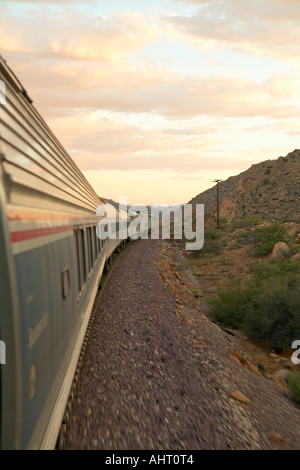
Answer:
[62,238,300,450]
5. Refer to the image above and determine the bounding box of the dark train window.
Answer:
[91,225,96,260]
[93,225,99,256]
[97,229,102,251]
[96,222,104,251]
[75,228,86,290]
[86,227,92,272]
[96,228,100,255]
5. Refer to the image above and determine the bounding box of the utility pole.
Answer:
[212,179,222,229]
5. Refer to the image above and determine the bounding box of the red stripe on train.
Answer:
[7,210,99,223]
[10,225,73,243]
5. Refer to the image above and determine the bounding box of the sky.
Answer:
[1,0,300,205]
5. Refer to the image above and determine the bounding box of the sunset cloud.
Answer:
[13,61,300,121]
[3,50,298,125]
[0,7,159,62]
[165,0,300,60]
[1,0,300,204]
[48,114,221,172]
[8,0,97,3]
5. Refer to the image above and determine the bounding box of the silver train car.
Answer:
[0,56,131,449]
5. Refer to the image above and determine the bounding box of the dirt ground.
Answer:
[166,224,295,376]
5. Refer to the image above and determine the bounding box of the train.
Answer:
[0,56,136,449]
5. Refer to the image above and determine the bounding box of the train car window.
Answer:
[98,233,102,253]
[75,229,86,290]
[96,228,100,254]
[91,225,96,261]
[96,223,103,251]
[86,227,93,272]
[93,225,97,256]
[93,225,99,256]
[98,230,102,251]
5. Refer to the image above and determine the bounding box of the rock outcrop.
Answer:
[189,149,300,222]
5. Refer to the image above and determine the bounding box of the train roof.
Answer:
[0,55,102,213]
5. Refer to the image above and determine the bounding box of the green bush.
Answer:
[208,279,249,328]
[194,227,224,257]
[231,216,263,230]
[287,372,300,404]
[242,277,300,350]
[205,228,222,240]
[252,258,300,279]
[253,223,287,256]
[209,258,300,351]
[234,230,251,245]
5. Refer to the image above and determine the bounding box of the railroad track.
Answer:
[55,240,134,449]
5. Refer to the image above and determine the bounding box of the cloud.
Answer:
[7,0,97,3]
[2,0,300,199]
[167,0,215,4]
[46,112,258,177]
[48,114,221,172]
[46,112,293,177]
[0,7,159,62]
[5,50,299,123]
[171,0,300,3]
[164,0,300,60]
[2,2,300,122]
[272,0,300,4]
[39,71,300,120]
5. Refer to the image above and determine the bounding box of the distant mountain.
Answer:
[100,197,120,208]
[100,197,151,214]
[189,149,300,222]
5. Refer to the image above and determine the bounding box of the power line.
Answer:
[212,179,222,229]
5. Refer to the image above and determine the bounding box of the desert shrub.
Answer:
[208,279,250,329]
[242,277,300,351]
[252,258,300,279]
[253,223,287,256]
[208,258,300,351]
[194,227,224,257]
[287,372,300,404]
[231,216,263,230]
[234,230,252,245]
[205,228,222,240]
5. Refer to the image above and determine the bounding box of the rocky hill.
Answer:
[189,149,300,221]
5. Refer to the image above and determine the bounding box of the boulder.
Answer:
[271,242,290,260]
[273,372,289,394]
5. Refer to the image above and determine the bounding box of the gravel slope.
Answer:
[62,238,300,450]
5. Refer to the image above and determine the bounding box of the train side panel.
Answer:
[0,55,128,449]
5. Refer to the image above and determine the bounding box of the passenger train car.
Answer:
[0,56,131,449]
